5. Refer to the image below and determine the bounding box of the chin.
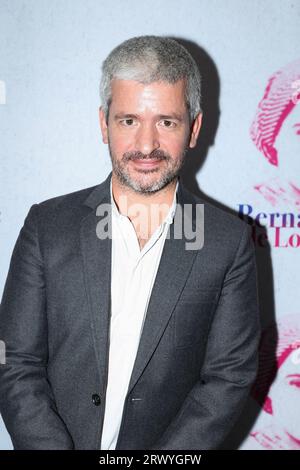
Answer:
[132,175,163,188]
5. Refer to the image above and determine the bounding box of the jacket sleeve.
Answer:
[150,222,261,450]
[0,204,74,449]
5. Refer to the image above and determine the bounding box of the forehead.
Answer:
[109,78,187,113]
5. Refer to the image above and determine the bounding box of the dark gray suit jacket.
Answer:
[0,171,260,450]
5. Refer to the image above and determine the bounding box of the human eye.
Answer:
[119,118,137,127]
[160,120,177,128]
[286,375,300,388]
[289,379,300,388]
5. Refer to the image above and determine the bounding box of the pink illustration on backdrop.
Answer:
[250,58,300,209]
[240,314,300,450]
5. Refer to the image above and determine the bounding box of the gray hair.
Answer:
[99,35,202,123]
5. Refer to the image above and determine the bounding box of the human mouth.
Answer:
[131,158,163,169]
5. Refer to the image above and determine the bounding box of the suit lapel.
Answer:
[126,181,199,394]
[80,171,201,392]
[80,173,112,388]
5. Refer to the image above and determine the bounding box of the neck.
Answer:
[111,172,178,243]
[111,172,177,218]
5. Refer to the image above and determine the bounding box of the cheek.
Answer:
[160,134,188,156]
[109,130,133,154]
[275,391,300,439]
[271,382,300,416]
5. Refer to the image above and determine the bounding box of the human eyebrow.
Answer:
[113,113,184,122]
[157,114,184,122]
[114,113,138,120]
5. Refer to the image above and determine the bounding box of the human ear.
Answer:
[99,106,109,144]
[189,112,203,148]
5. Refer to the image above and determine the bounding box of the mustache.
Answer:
[123,149,170,162]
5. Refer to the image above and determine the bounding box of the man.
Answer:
[0,35,260,450]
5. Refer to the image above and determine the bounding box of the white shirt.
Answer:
[100,178,179,450]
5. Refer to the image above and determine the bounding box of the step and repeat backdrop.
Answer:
[0,0,299,450]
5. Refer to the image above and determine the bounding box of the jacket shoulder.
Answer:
[37,184,100,212]
[191,191,250,236]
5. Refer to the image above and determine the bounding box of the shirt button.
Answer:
[92,394,101,406]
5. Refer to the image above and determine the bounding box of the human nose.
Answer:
[135,123,160,155]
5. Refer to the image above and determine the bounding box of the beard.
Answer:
[108,142,188,194]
